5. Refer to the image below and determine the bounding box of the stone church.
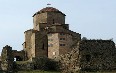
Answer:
[1,7,116,72]
[22,7,81,60]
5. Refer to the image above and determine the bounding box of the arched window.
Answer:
[42,43,44,50]
[53,19,55,24]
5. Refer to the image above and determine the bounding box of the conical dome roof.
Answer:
[33,7,65,17]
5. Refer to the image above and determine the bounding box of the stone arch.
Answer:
[12,50,25,61]
[14,56,23,61]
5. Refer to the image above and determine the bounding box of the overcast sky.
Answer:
[0,0,116,53]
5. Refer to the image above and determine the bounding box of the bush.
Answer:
[33,57,49,70]
[32,57,59,71]
[46,59,59,71]
[14,61,34,71]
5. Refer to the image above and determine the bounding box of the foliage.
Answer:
[17,70,116,73]
[82,37,88,40]
[14,60,34,71]
[46,59,59,71]
[32,57,59,71]
[57,45,80,73]
[32,57,49,70]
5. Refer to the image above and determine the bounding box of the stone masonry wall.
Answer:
[24,29,33,60]
[33,13,47,30]
[79,40,116,71]
[34,31,48,58]
[12,50,25,61]
[1,45,14,72]
[47,12,65,25]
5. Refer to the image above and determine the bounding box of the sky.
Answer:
[0,0,116,54]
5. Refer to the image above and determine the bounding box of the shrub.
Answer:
[32,57,59,71]
[33,57,49,70]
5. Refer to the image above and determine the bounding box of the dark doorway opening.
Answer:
[14,56,23,61]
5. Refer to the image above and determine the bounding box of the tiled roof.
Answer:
[33,7,65,17]
[39,7,60,13]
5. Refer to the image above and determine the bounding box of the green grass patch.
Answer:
[0,70,116,73]
[15,60,31,64]
[85,72,116,73]
[17,70,116,73]
[17,70,60,73]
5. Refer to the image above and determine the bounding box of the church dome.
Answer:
[40,7,60,13]
[33,7,65,17]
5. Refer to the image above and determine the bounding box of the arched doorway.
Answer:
[14,56,23,61]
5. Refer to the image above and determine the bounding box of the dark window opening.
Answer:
[60,44,65,46]
[25,42,26,48]
[60,38,65,40]
[53,19,55,24]
[60,33,65,35]
[42,43,44,50]
[86,55,91,62]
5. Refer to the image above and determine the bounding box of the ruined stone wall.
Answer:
[79,40,116,71]
[12,50,25,61]
[1,45,14,72]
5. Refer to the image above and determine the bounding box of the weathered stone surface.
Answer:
[57,40,116,72]
[1,45,14,72]
[58,42,80,73]
[23,6,81,60]
[79,40,116,71]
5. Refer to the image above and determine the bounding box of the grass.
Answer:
[15,60,31,64]
[1,70,116,73]
[0,70,116,73]
[17,70,60,73]
[17,70,116,73]
[85,72,116,73]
